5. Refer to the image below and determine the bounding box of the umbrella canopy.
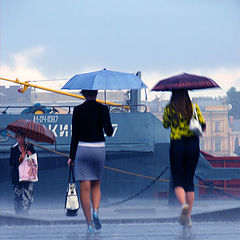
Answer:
[62,68,147,90]
[7,119,56,145]
[151,73,220,91]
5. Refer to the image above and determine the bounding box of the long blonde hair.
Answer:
[169,90,193,123]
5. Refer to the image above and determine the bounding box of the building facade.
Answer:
[200,105,240,157]
[201,105,230,156]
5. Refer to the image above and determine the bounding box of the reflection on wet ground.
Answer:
[1,199,240,239]
[1,222,240,240]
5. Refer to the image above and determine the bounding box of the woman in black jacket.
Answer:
[68,90,113,233]
[9,132,36,215]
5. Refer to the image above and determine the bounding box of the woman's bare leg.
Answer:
[91,180,101,211]
[175,186,190,225]
[174,186,186,205]
[80,181,92,225]
[90,180,102,230]
[186,191,194,218]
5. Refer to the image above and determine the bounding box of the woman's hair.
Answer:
[169,90,193,123]
[81,90,98,99]
[15,132,25,138]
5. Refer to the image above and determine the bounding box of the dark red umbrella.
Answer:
[151,73,220,91]
[7,119,56,145]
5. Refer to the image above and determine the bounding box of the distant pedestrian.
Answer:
[163,89,206,227]
[67,90,113,233]
[9,132,36,215]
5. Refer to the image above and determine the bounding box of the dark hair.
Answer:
[169,90,193,123]
[81,90,98,99]
[15,132,25,138]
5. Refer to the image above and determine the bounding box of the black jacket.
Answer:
[9,143,35,186]
[70,100,113,160]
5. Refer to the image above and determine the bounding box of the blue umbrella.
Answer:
[61,69,147,90]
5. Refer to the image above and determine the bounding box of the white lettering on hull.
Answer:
[33,115,117,139]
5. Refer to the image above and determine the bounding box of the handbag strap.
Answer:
[68,164,76,183]
[193,103,199,121]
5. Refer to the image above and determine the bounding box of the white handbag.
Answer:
[65,165,79,216]
[189,104,203,137]
[18,153,38,182]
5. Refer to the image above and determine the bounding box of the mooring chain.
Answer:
[195,175,240,200]
[5,133,239,201]
[105,166,169,207]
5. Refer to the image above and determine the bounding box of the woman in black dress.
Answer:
[68,90,113,232]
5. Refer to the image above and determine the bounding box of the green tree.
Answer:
[227,87,240,119]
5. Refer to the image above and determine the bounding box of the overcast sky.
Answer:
[0,0,239,100]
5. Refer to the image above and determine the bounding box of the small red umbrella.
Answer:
[151,73,220,91]
[7,119,56,145]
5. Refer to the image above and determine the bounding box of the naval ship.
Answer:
[1,79,240,207]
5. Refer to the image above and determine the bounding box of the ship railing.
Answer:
[109,104,147,113]
[0,104,148,114]
[0,105,73,114]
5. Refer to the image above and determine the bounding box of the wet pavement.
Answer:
[1,199,240,239]
[1,222,240,240]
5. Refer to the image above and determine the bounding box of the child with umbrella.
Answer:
[9,132,36,215]
[7,119,56,215]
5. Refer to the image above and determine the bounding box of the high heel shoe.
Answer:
[93,210,102,230]
[87,224,95,233]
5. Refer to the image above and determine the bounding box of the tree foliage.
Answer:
[227,87,240,119]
